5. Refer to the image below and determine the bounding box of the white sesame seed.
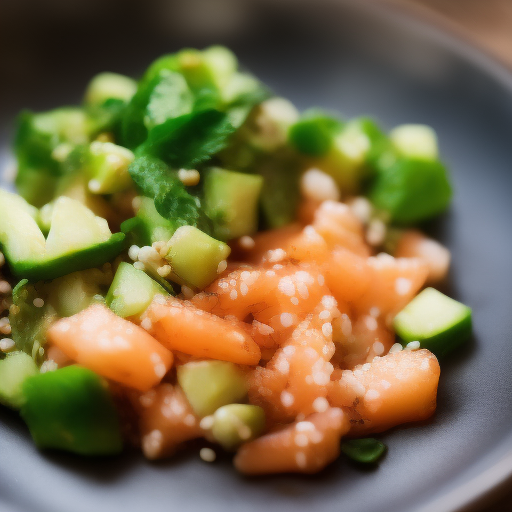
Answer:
[229,289,238,300]
[280,390,295,407]
[267,248,287,263]
[275,359,290,375]
[0,338,15,351]
[389,342,403,353]
[140,318,153,330]
[420,359,431,371]
[321,295,337,309]
[239,236,255,249]
[380,379,391,389]
[312,396,329,413]
[181,286,195,299]
[291,297,299,305]
[200,416,215,430]
[296,421,315,432]
[365,389,381,401]
[405,340,421,351]
[349,196,373,223]
[265,270,276,277]
[178,168,200,186]
[300,168,340,202]
[184,414,196,427]
[395,277,412,296]
[321,322,333,337]
[364,316,378,331]
[313,372,330,386]
[373,341,385,355]
[280,313,294,328]
[370,307,381,318]
[40,360,58,373]
[32,298,44,308]
[319,310,330,320]
[217,260,228,274]
[295,433,309,447]
[240,283,249,296]
[362,363,372,372]
[283,345,296,356]
[278,277,296,297]
[199,447,216,462]
[0,281,12,294]
[317,274,325,286]
[295,451,307,468]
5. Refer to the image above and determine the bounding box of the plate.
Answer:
[1,1,512,511]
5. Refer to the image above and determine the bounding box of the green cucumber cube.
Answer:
[20,366,123,455]
[390,124,438,161]
[204,168,263,240]
[177,361,247,417]
[393,287,472,358]
[165,226,230,289]
[84,72,137,107]
[0,352,39,409]
[106,262,167,318]
[212,404,265,450]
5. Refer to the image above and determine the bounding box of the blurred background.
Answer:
[1,0,512,511]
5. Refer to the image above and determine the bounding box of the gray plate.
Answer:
[1,1,512,511]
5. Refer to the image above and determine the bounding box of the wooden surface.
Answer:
[389,0,512,68]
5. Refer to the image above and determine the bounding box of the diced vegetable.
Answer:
[177,361,248,417]
[0,352,39,409]
[106,262,167,318]
[204,168,263,240]
[211,404,265,450]
[165,226,231,289]
[21,366,123,455]
[390,124,438,160]
[341,438,387,464]
[369,158,452,224]
[85,72,137,107]
[47,304,173,391]
[393,287,472,358]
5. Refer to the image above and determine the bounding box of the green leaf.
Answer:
[144,71,194,130]
[128,156,210,231]
[137,108,236,169]
[341,438,387,464]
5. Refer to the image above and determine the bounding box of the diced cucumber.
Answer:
[204,168,263,240]
[177,361,247,417]
[390,124,438,161]
[20,366,123,455]
[48,268,112,318]
[84,72,137,107]
[393,287,472,358]
[211,404,265,450]
[10,279,57,363]
[15,167,59,208]
[369,158,452,224]
[165,226,230,289]
[86,141,134,194]
[0,191,126,281]
[106,262,167,318]
[289,110,343,157]
[202,46,238,90]
[45,197,112,257]
[0,352,39,409]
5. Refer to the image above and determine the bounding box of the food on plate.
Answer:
[0,46,472,474]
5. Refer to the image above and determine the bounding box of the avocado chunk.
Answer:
[369,158,452,224]
[393,287,472,358]
[20,366,123,455]
[0,190,126,281]
[177,361,247,417]
[212,404,265,450]
[106,262,167,318]
[0,352,39,409]
[165,226,230,289]
[204,168,263,240]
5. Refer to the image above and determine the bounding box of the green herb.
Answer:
[341,438,387,464]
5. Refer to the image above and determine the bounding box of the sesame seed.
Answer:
[313,372,330,385]
[142,430,163,459]
[395,277,412,296]
[157,265,172,277]
[0,281,11,294]
[278,276,295,297]
[389,342,403,353]
[364,316,378,331]
[200,416,215,430]
[267,248,287,263]
[300,168,340,202]
[319,310,330,320]
[321,322,333,337]
[40,360,58,373]
[280,313,294,328]
[229,289,238,300]
[373,341,385,355]
[140,318,153,330]
[239,236,255,249]
[199,447,216,463]
[273,264,284,270]
[420,359,430,371]
[370,307,381,318]
[180,286,194,299]
[321,295,337,309]
[177,168,200,186]
[32,298,44,308]
[317,274,325,286]
[295,452,307,468]
[275,359,290,374]
[283,345,296,356]
[312,397,329,413]
[240,283,249,296]
[265,270,276,277]
[0,338,15,352]
[184,414,196,427]
[217,260,228,274]
[280,390,295,407]
[349,196,373,223]
[380,379,391,389]
[405,340,421,351]
[296,421,315,432]
[254,320,274,335]
[295,433,309,447]
[88,179,101,193]
[365,389,381,401]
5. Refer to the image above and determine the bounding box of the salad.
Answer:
[0,46,472,474]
